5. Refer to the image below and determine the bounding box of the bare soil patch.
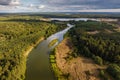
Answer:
[55,38,105,80]
[87,31,99,35]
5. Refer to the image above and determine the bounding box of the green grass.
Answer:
[48,39,58,47]
[50,52,67,80]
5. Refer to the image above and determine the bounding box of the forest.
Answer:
[66,21,120,80]
[0,15,67,80]
[1,14,120,80]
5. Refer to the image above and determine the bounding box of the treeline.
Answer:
[1,13,120,19]
[0,15,43,21]
[66,21,120,80]
[0,16,67,80]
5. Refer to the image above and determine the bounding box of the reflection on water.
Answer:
[50,18,100,22]
[25,24,74,80]
[25,18,98,80]
[47,24,74,43]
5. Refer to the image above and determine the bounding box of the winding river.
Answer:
[25,18,99,80]
[25,23,74,80]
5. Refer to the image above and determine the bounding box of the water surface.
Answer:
[25,24,74,80]
[25,18,98,80]
[50,18,100,21]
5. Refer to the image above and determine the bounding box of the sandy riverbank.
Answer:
[24,37,44,57]
[54,38,105,80]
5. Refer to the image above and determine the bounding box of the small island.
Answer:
[48,39,59,47]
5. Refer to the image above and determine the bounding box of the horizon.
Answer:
[0,12,120,14]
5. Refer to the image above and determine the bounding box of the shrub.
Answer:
[93,56,103,65]
[107,64,120,80]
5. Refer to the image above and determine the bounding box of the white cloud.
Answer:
[9,0,20,5]
[0,5,15,10]
[29,4,34,7]
[37,5,45,9]
[0,0,120,12]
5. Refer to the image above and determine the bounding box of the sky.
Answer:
[0,0,120,13]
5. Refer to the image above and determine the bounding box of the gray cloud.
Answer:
[0,0,120,12]
[38,0,120,9]
[0,0,11,5]
[0,0,20,5]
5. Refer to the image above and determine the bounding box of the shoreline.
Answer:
[24,37,44,57]
[23,37,44,79]
[50,38,105,80]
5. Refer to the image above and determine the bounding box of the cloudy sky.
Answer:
[0,0,120,12]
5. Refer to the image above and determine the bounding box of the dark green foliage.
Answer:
[107,64,120,80]
[99,70,110,80]
[0,15,67,80]
[44,23,67,38]
[67,21,120,63]
[93,56,103,65]
[66,21,120,80]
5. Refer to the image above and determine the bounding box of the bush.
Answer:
[99,70,110,80]
[107,64,120,80]
[93,56,103,65]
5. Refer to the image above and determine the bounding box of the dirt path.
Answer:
[55,38,105,80]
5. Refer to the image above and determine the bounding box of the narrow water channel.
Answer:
[25,24,74,80]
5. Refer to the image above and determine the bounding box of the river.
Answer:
[50,18,100,22]
[25,18,98,80]
[25,23,74,80]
